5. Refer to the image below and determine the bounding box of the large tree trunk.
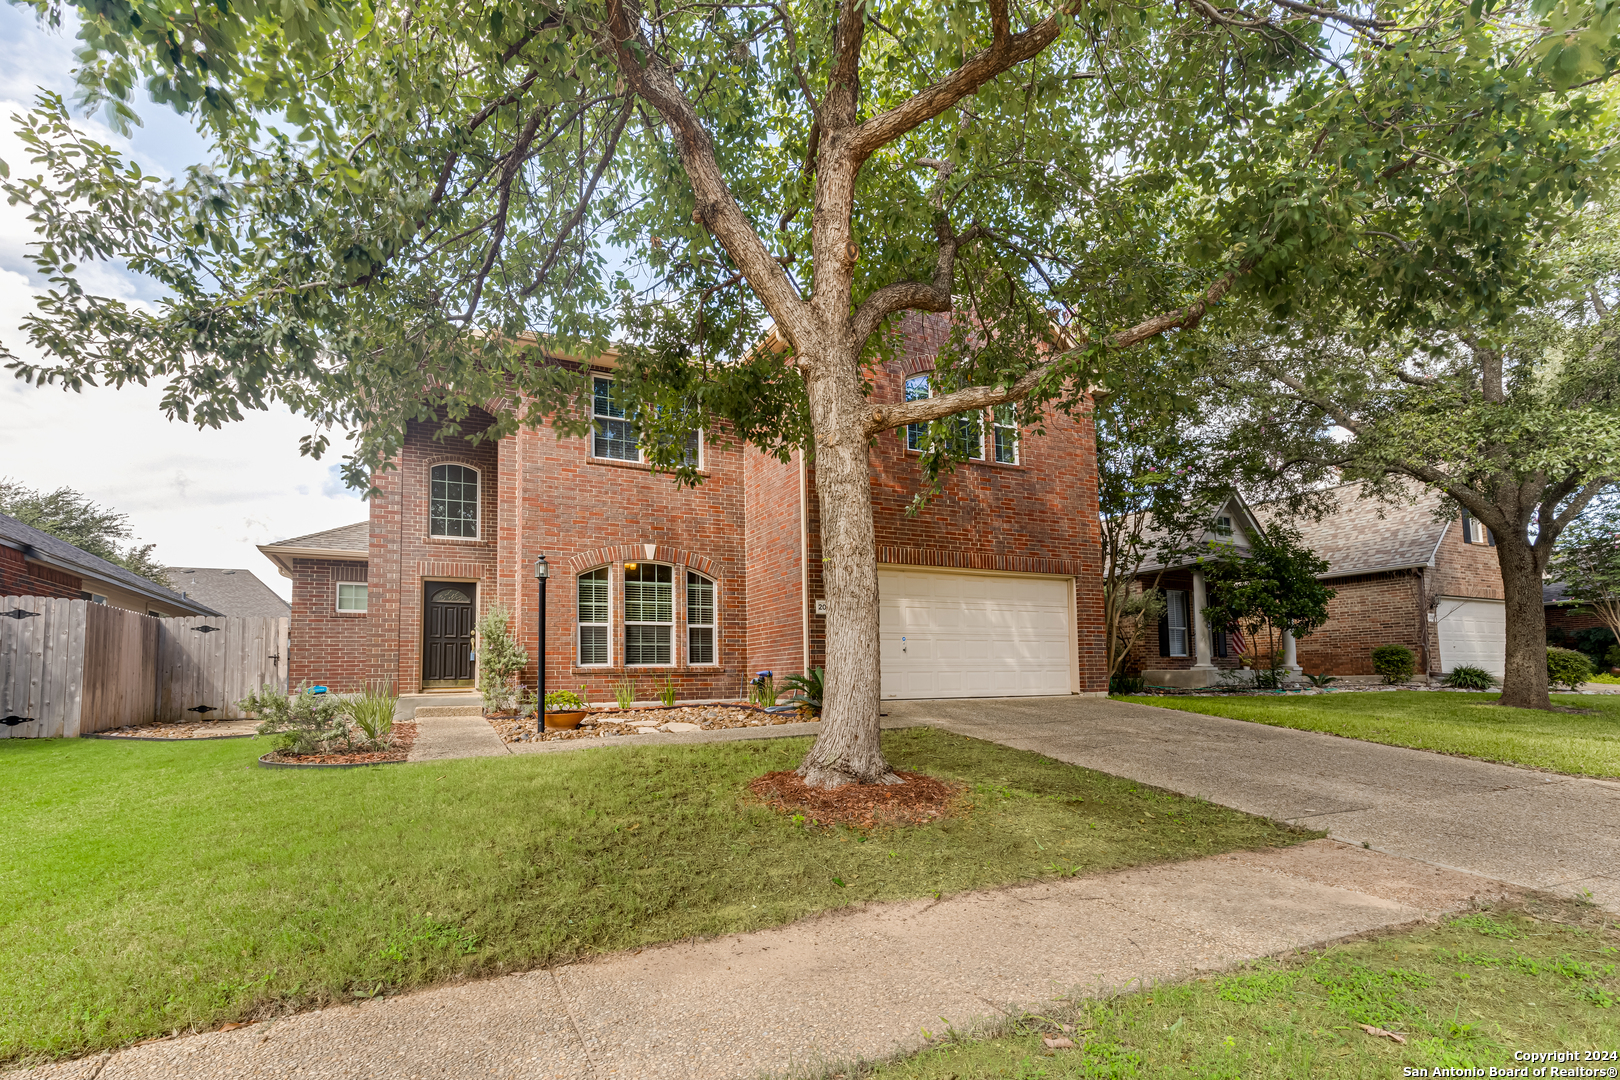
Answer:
[795,357,900,788]
[1495,533,1552,709]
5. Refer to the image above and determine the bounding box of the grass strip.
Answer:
[1116,690,1620,778]
[846,897,1620,1080]
[0,726,1309,1064]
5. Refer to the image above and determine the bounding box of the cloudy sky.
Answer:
[0,6,366,600]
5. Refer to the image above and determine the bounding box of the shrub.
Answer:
[345,680,398,743]
[1304,671,1337,688]
[779,667,825,712]
[612,678,637,710]
[1442,665,1496,690]
[242,684,350,755]
[1547,647,1593,690]
[1110,674,1146,694]
[1607,644,1620,671]
[1370,644,1416,684]
[748,670,777,707]
[657,676,677,707]
[476,604,529,714]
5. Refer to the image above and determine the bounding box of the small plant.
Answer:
[779,667,824,713]
[1442,665,1497,690]
[1109,674,1145,694]
[657,675,678,707]
[748,670,777,707]
[345,680,398,744]
[1546,646,1593,690]
[1304,671,1337,688]
[1371,644,1416,684]
[545,688,586,712]
[242,683,350,755]
[612,678,637,710]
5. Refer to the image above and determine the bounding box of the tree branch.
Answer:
[522,98,634,296]
[602,0,810,345]
[844,0,1063,163]
[847,219,986,346]
[863,270,1241,436]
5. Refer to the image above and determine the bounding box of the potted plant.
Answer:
[544,687,590,731]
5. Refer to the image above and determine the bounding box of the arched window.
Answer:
[430,464,479,537]
[687,571,716,664]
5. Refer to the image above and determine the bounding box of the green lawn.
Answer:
[852,899,1620,1079]
[0,728,1309,1065]
[1117,691,1620,777]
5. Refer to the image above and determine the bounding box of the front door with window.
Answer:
[422,582,476,687]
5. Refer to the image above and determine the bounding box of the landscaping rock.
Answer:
[485,703,813,744]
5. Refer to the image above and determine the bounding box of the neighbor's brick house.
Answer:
[260,315,1108,702]
[1126,483,1508,685]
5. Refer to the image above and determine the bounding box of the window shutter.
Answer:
[1213,629,1228,658]
[1158,614,1170,657]
[1461,512,1474,544]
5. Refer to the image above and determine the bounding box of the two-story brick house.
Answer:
[1128,482,1508,685]
[259,316,1107,703]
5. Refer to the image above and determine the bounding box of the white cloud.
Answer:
[0,8,362,602]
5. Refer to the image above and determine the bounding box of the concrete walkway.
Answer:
[887,695,1620,911]
[10,840,1517,1080]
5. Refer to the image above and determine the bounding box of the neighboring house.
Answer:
[0,512,219,617]
[165,567,292,619]
[259,315,1106,700]
[1126,482,1506,686]
[1543,581,1617,670]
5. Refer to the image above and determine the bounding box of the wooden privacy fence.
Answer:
[0,596,288,737]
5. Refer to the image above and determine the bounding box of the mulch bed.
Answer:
[96,719,260,739]
[748,769,967,828]
[488,702,814,744]
[260,721,417,765]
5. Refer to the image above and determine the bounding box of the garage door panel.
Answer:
[1436,598,1506,676]
[878,569,1072,699]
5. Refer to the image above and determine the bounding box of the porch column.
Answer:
[1190,567,1215,670]
[1282,629,1303,675]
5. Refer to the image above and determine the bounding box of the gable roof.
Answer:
[165,567,291,619]
[257,521,369,578]
[0,511,220,614]
[1266,482,1452,580]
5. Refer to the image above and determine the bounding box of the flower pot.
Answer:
[544,710,589,731]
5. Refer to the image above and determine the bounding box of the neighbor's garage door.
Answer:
[1436,597,1506,675]
[878,568,1074,699]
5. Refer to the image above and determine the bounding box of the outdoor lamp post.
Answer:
[534,554,549,734]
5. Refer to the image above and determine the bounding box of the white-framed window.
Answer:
[903,373,982,459]
[578,567,610,666]
[687,571,716,665]
[336,582,369,612]
[992,403,1019,464]
[1166,589,1189,657]
[429,463,480,537]
[624,562,674,665]
[593,375,641,461]
[1460,510,1495,546]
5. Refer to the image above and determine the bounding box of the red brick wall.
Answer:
[855,313,1109,692]
[0,546,83,599]
[286,558,370,691]
[1294,570,1427,677]
[1430,521,1506,601]
[744,446,808,681]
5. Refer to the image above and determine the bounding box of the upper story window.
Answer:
[903,374,982,459]
[593,376,641,461]
[578,567,610,666]
[624,563,674,665]
[687,571,716,664]
[992,404,1019,464]
[1460,510,1495,546]
[429,464,479,537]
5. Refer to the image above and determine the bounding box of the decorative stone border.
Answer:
[83,732,256,742]
[257,753,408,770]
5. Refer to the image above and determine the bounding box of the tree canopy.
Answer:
[0,478,170,584]
[3,0,1618,778]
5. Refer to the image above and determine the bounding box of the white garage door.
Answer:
[878,568,1074,699]
[1436,597,1506,675]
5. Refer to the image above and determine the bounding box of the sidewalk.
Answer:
[9,840,1517,1080]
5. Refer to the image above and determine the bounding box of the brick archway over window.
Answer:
[568,544,722,580]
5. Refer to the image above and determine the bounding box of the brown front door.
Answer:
[422,582,476,687]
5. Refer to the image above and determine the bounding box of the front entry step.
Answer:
[397,693,482,720]
[413,705,485,718]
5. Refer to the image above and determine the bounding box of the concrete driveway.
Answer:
[886,695,1620,911]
